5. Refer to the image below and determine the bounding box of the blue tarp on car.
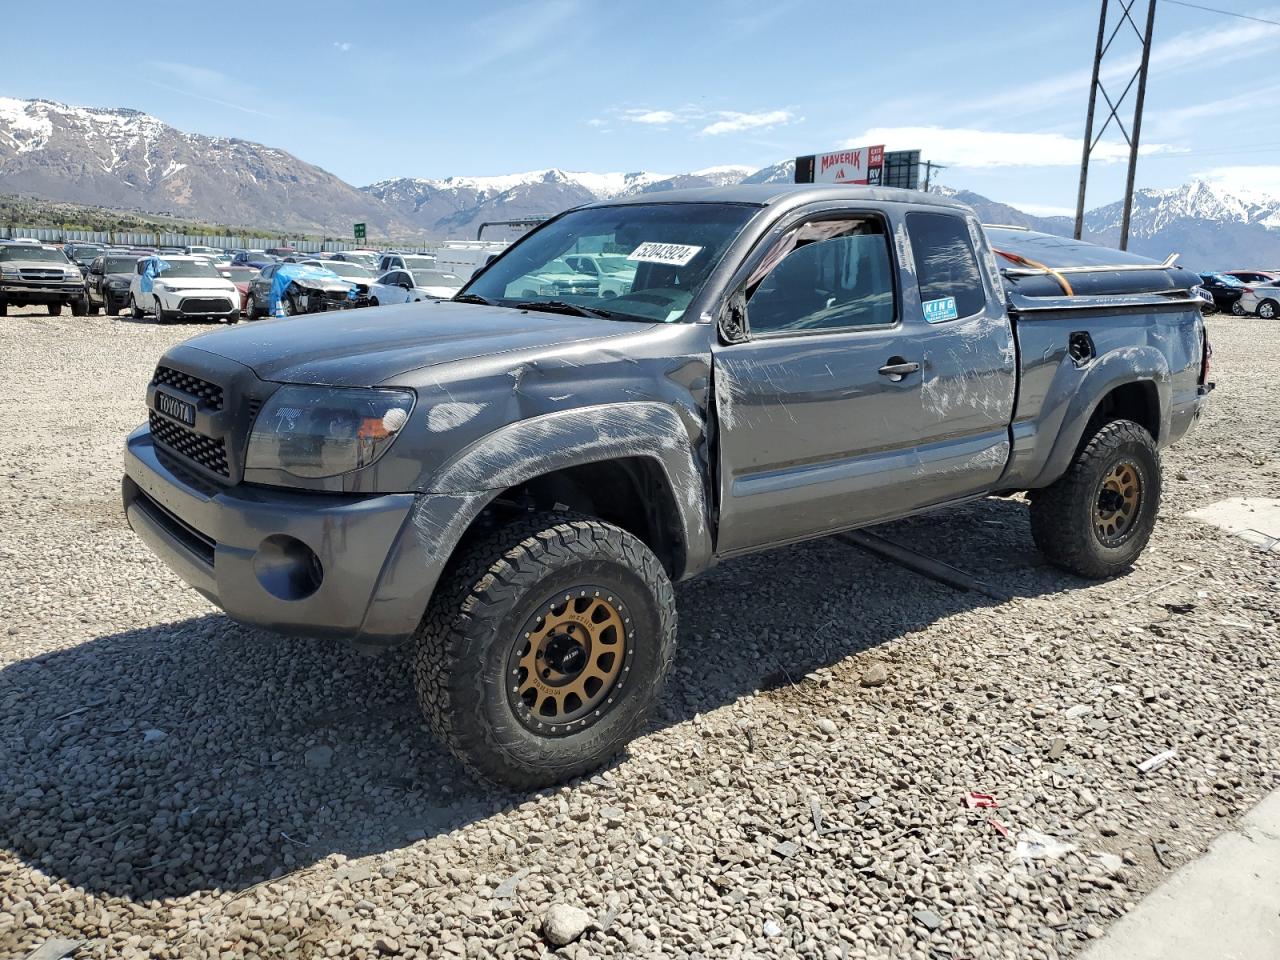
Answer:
[268,263,353,316]
[138,257,171,294]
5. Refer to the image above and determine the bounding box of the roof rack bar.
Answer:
[981,223,1031,231]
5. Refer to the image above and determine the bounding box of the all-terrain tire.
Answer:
[1030,418,1161,579]
[412,512,676,788]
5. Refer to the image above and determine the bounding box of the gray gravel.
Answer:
[0,306,1277,959]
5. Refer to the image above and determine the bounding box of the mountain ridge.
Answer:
[3,96,1279,267]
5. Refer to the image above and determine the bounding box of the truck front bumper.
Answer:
[1,283,82,305]
[122,426,482,650]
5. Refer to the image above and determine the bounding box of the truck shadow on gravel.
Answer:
[0,495,1083,900]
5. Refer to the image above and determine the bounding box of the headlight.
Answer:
[0,266,18,278]
[245,385,415,479]
[153,282,169,293]
[107,279,129,289]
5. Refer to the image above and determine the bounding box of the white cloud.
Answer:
[961,16,1280,118]
[845,125,1181,168]
[333,41,352,52]
[1197,165,1280,202]
[626,109,680,125]
[702,109,794,136]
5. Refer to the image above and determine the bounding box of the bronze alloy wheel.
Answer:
[508,587,631,736]
[1094,460,1143,545]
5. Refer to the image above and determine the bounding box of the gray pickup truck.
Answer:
[122,185,1211,787]
[0,242,90,316]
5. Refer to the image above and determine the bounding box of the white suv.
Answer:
[128,256,241,324]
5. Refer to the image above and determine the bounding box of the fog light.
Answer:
[253,535,322,600]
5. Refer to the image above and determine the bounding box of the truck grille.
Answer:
[149,411,230,477]
[179,296,233,314]
[18,269,65,282]
[153,365,224,411]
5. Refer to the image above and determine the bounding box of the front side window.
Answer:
[465,202,759,323]
[905,211,986,321]
[745,218,896,335]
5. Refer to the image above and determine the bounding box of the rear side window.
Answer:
[905,212,986,321]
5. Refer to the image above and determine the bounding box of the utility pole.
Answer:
[1074,0,1158,250]
[922,161,945,191]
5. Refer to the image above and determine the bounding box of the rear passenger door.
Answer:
[903,211,1016,504]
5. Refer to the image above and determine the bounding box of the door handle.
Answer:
[878,359,921,380]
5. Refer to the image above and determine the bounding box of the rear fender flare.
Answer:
[1032,346,1170,488]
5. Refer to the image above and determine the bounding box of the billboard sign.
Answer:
[794,146,919,189]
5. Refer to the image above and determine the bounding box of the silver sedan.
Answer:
[1236,279,1280,319]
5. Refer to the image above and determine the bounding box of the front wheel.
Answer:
[369,297,379,307]
[70,298,87,317]
[1029,418,1161,579]
[129,296,143,320]
[47,303,62,316]
[413,513,676,788]
[1258,299,1278,320]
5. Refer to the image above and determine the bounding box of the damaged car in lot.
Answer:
[123,184,1212,789]
[244,262,363,319]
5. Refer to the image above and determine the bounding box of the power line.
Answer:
[1162,0,1280,28]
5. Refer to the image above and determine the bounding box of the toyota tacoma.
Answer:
[122,185,1212,787]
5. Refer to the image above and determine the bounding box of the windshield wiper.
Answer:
[453,293,492,305]
[510,299,618,320]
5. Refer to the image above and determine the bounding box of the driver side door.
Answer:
[712,208,934,555]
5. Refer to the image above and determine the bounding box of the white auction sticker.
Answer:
[627,242,703,267]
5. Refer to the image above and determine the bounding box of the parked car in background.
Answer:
[562,252,638,297]
[0,243,89,316]
[502,257,599,299]
[1192,286,1214,315]
[1197,273,1246,315]
[1225,269,1278,285]
[1237,278,1280,319]
[376,252,436,274]
[231,249,275,268]
[84,252,143,314]
[265,246,296,259]
[222,265,260,314]
[128,256,240,324]
[63,242,107,273]
[300,259,375,300]
[368,268,464,305]
[328,250,381,271]
[244,262,361,319]
[183,245,222,258]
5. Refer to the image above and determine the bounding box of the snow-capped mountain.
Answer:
[0,97,413,234]
[361,166,762,237]
[4,95,1280,264]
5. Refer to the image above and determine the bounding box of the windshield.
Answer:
[412,270,462,288]
[0,246,69,263]
[463,202,758,322]
[105,256,139,273]
[156,260,221,279]
[314,261,372,278]
[401,256,436,269]
[225,267,258,282]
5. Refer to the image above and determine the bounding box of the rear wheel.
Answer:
[1030,419,1161,579]
[1259,299,1278,320]
[1231,300,1246,316]
[0,300,7,317]
[413,512,676,788]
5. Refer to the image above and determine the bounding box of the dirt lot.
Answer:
[0,306,1277,960]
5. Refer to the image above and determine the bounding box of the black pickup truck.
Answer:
[122,185,1211,786]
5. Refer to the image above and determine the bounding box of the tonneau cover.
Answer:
[984,227,1201,299]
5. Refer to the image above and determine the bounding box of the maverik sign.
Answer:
[795,145,886,185]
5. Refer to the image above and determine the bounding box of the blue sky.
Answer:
[5,0,1280,211]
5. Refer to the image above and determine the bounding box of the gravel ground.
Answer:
[0,306,1277,960]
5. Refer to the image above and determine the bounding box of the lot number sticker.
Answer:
[922,296,959,323]
[627,242,703,267]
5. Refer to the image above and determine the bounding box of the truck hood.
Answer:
[185,299,645,386]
